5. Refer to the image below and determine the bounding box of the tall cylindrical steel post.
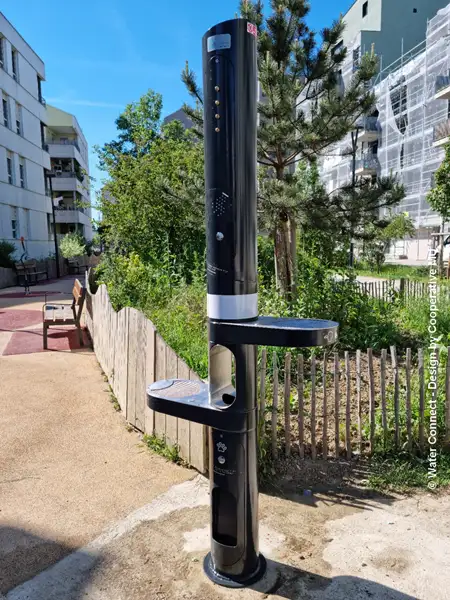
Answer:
[202,19,264,587]
[203,18,258,322]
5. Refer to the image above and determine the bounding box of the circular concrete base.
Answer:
[203,553,268,589]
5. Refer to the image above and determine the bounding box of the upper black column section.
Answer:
[203,19,258,301]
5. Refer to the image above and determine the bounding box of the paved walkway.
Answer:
[0,276,191,595]
[0,276,90,356]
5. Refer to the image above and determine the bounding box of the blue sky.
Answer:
[3,0,351,198]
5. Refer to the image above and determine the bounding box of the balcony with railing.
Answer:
[50,170,84,182]
[435,75,450,100]
[48,138,80,152]
[47,137,85,164]
[54,205,89,225]
[433,117,450,147]
[355,116,380,143]
[354,153,380,176]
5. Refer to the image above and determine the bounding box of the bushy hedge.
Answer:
[94,248,449,379]
[0,240,16,268]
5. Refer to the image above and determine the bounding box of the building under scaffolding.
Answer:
[320,4,450,261]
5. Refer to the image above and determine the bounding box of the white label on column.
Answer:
[207,34,231,52]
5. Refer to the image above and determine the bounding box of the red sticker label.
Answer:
[247,23,257,37]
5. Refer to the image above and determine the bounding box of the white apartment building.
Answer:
[321,1,450,261]
[46,105,93,241]
[339,0,446,73]
[0,12,51,259]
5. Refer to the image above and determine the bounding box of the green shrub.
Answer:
[59,233,86,259]
[0,240,16,268]
[396,295,450,347]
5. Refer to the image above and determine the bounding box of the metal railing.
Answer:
[47,139,80,152]
[50,170,84,182]
[55,206,85,214]
[355,154,380,172]
[356,116,379,132]
[433,118,450,143]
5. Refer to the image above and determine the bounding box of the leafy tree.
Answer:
[260,161,405,275]
[362,212,415,272]
[428,143,450,224]
[97,90,163,169]
[97,92,205,277]
[183,0,378,296]
[427,142,450,274]
[59,233,86,259]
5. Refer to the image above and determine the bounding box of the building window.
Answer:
[11,207,18,239]
[332,40,344,57]
[6,151,14,185]
[41,122,47,149]
[15,102,22,135]
[2,94,9,128]
[11,48,18,81]
[19,157,26,188]
[362,1,368,18]
[0,37,4,70]
[37,76,44,104]
[413,8,418,13]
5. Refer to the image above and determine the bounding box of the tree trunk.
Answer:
[290,218,298,299]
[274,215,295,298]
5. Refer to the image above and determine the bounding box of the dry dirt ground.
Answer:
[4,474,450,600]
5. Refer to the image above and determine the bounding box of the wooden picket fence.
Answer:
[356,278,450,303]
[85,275,450,469]
[84,281,208,473]
[260,347,450,460]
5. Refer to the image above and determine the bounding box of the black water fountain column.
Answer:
[147,18,338,589]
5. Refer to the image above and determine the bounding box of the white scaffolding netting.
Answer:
[320,4,450,231]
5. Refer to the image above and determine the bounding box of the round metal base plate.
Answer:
[203,553,267,589]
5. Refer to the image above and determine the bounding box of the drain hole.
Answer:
[222,393,235,406]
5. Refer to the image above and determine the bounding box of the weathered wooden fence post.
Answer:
[380,348,388,449]
[322,352,328,459]
[298,355,305,459]
[284,353,291,457]
[345,351,351,460]
[390,346,400,447]
[406,348,412,452]
[334,352,340,459]
[272,352,278,459]
[311,355,317,460]
[368,348,375,453]
[356,349,362,454]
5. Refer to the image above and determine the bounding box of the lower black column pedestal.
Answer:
[203,552,267,588]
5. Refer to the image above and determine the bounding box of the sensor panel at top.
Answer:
[207,34,231,52]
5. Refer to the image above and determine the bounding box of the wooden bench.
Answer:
[15,260,49,286]
[43,279,86,349]
[67,258,81,274]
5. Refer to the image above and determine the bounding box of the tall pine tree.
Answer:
[183,0,379,296]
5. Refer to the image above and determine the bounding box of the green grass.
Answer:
[355,263,450,284]
[355,263,431,281]
[143,434,183,464]
[109,387,121,412]
[367,453,450,493]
